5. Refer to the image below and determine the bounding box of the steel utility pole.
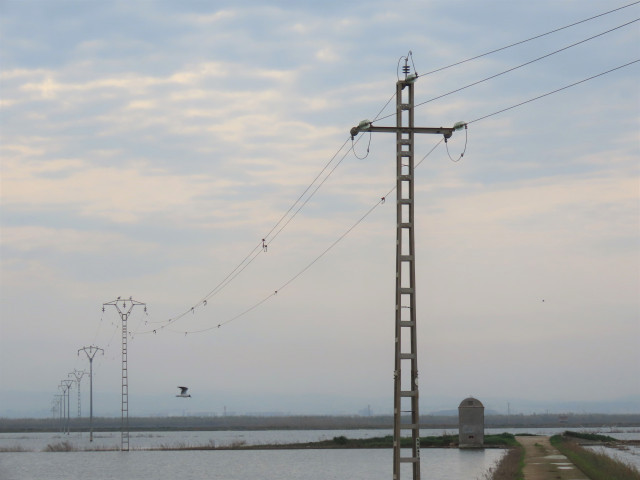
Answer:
[58,383,67,434]
[60,379,74,435]
[103,297,146,452]
[78,345,104,442]
[69,369,87,418]
[54,394,64,433]
[350,58,463,480]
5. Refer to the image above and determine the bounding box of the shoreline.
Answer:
[2,413,640,434]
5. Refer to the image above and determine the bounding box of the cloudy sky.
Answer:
[1,1,638,418]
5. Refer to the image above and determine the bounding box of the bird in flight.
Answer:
[176,386,191,398]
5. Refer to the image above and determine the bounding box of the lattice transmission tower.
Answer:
[103,297,146,452]
[68,369,87,418]
[78,345,104,442]
[350,56,464,480]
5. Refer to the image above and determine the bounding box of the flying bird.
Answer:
[176,386,191,398]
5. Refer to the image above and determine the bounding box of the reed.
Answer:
[0,445,29,452]
[478,444,524,480]
[550,434,640,480]
[44,441,75,452]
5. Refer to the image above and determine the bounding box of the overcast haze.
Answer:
[1,1,639,418]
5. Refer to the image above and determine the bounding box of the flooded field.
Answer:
[1,427,638,479]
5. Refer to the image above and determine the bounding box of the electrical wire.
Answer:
[142,5,639,332]
[138,135,362,332]
[133,138,447,336]
[374,18,638,123]
[143,58,640,336]
[445,126,468,163]
[63,2,640,407]
[351,131,372,159]
[147,136,354,328]
[467,59,639,125]
[420,1,639,77]
[267,139,357,246]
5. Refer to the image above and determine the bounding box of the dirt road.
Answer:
[516,435,587,480]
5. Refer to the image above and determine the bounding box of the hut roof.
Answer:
[459,397,484,408]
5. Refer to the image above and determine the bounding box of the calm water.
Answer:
[3,426,637,452]
[585,445,640,470]
[0,448,505,480]
[1,427,638,479]
[0,429,506,480]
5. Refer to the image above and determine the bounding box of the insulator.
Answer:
[402,64,410,75]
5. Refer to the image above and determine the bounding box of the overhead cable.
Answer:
[135,139,445,336]
[139,4,639,334]
[374,18,638,123]
[467,59,639,125]
[421,1,639,77]
[142,58,639,336]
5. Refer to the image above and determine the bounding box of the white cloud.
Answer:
[316,47,340,63]
[1,226,155,254]
[179,10,236,25]
[1,0,638,416]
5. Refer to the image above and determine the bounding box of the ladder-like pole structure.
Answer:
[78,346,103,442]
[103,298,146,452]
[350,62,462,480]
[68,369,87,418]
[54,393,64,434]
[60,379,74,435]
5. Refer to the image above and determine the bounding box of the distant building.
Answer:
[458,397,484,448]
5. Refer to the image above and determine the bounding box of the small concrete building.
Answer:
[458,397,484,448]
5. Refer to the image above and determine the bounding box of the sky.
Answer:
[1,1,639,419]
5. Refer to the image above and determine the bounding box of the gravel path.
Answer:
[516,436,588,480]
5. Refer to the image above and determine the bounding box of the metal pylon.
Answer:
[78,345,104,442]
[68,369,86,418]
[349,60,459,479]
[393,73,421,480]
[121,311,129,451]
[103,297,146,452]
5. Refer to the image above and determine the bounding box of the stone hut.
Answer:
[458,397,484,448]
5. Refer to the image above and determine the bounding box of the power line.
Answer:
[134,140,446,336]
[374,18,638,123]
[420,1,640,77]
[468,59,639,125]
[343,3,640,131]
[141,5,638,332]
[135,9,638,335]
[151,136,356,329]
[135,58,638,337]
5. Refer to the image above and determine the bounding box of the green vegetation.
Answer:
[298,433,516,449]
[213,432,517,450]
[479,444,525,480]
[485,433,519,447]
[35,432,523,452]
[146,433,517,451]
[550,434,640,480]
[563,430,618,442]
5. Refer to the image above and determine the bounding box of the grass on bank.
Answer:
[479,444,525,480]
[150,432,518,450]
[550,433,640,480]
[35,433,519,452]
